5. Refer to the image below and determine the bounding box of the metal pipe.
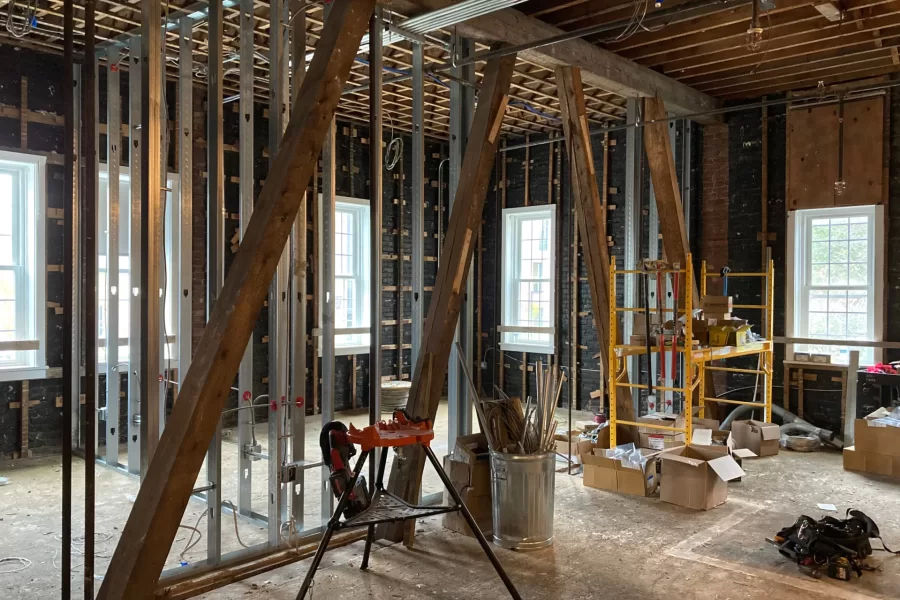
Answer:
[62,0,74,596]
[368,7,384,489]
[436,158,448,265]
[411,42,425,374]
[83,1,98,596]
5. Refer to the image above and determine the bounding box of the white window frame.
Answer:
[0,150,47,381]
[786,205,884,366]
[500,205,556,354]
[97,166,181,368]
[317,195,371,356]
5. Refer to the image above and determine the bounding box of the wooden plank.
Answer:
[556,66,633,424]
[95,3,375,597]
[385,51,517,542]
[642,96,699,308]
[20,381,29,457]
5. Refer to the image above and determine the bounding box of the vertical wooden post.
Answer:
[522,136,529,399]
[556,66,634,425]
[499,141,507,393]
[386,53,516,542]
[19,76,27,150]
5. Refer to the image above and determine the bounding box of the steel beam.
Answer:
[290,2,308,531]
[178,17,194,440]
[368,8,383,490]
[206,0,225,565]
[127,37,142,476]
[623,97,642,406]
[237,0,255,519]
[62,2,75,595]
[447,34,475,450]
[105,45,122,468]
[268,0,291,547]
[71,63,82,453]
[410,42,424,372]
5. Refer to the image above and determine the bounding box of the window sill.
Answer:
[0,365,52,382]
[500,342,555,355]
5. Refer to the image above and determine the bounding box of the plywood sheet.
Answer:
[788,103,839,210]
[841,96,884,207]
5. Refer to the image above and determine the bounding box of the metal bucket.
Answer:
[489,451,555,551]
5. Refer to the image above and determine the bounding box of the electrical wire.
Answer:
[0,557,32,574]
[384,110,403,171]
[5,0,36,39]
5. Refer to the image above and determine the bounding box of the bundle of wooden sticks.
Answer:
[473,361,566,455]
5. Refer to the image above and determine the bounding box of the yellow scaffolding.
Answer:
[608,255,775,447]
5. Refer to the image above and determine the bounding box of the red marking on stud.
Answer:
[243,391,251,402]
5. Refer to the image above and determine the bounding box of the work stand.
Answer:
[295,420,522,600]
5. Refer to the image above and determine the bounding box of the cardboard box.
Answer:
[732,420,781,457]
[702,295,733,316]
[728,324,753,346]
[442,434,493,537]
[638,413,686,450]
[693,417,721,431]
[843,446,900,478]
[854,418,900,457]
[582,448,660,497]
[554,431,598,465]
[692,318,710,345]
[659,446,745,510]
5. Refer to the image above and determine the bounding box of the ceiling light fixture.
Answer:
[746,0,764,52]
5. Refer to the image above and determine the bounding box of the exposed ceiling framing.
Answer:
[2,0,900,138]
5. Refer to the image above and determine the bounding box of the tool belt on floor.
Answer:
[772,509,899,579]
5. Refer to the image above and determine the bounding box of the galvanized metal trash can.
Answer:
[489,451,555,551]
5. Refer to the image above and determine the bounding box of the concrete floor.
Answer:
[2,422,900,599]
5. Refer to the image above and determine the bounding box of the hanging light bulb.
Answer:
[746,0,764,52]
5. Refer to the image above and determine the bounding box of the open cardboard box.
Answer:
[659,445,746,510]
[638,413,686,451]
[582,447,660,497]
[732,419,780,457]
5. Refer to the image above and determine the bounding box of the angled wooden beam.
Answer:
[556,66,634,427]
[385,51,517,542]
[95,2,376,598]
[642,96,699,308]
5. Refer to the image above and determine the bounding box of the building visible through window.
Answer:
[501,205,556,354]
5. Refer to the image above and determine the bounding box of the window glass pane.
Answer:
[811,224,829,241]
[0,173,12,241]
[810,242,828,264]
[811,265,828,285]
[829,241,848,263]
[848,240,866,263]
[828,264,848,285]
[0,300,14,331]
[848,263,867,285]
[0,270,13,299]
[0,237,12,266]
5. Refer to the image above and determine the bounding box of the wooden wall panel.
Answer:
[842,96,884,207]
[788,96,884,210]
[788,104,839,210]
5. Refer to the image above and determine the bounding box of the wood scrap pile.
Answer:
[475,361,566,454]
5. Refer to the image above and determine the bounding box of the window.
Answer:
[789,206,884,365]
[318,196,371,355]
[98,167,180,366]
[501,205,556,354]
[0,151,46,380]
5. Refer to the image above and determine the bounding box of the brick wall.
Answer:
[700,123,729,295]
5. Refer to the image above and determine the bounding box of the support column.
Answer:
[410,42,424,372]
[71,63,82,454]
[268,0,291,546]
[289,0,308,531]
[368,8,383,488]
[206,0,224,565]
[624,97,642,408]
[83,3,98,593]
[127,37,141,476]
[178,18,193,424]
[447,34,475,451]
[105,45,121,468]
[237,1,254,518]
